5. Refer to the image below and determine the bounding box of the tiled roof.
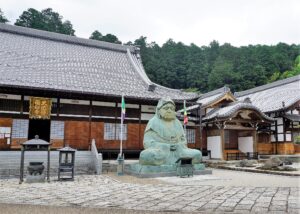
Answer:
[196,86,235,107]
[0,24,198,101]
[235,75,300,113]
[203,100,274,122]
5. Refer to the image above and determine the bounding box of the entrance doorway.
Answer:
[28,119,51,142]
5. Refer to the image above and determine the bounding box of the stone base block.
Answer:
[125,163,212,178]
[26,173,45,183]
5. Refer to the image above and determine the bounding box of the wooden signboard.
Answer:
[29,97,52,119]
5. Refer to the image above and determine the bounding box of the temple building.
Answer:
[183,86,274,160]
[235,75,300,155]
[183,75,300,159]
[0,23,299,160]
[0,23,198,157]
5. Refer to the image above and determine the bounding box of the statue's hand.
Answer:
[170,144,177,151]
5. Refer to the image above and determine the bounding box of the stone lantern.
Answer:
[57,146,76,181]
[19,135,51,184]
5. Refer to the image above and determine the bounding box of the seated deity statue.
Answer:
[139,98,202,166]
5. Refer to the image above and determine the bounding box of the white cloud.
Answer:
[0,0,299,46]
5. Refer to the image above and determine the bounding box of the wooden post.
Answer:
[88,100,92,148]
[20,95,24,115]
[19,146,24,184]
[57,98,60,117]
[47,146,50,182]
[198,103,202,151]
[138,104,142,150]
[253,129,257,153]
[220,128,225,160]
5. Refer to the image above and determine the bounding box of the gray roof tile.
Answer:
[235,75,300,113]
[0,24,198,101]
[203,100,274,122]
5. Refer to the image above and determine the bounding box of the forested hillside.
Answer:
[1,8,299,93]
[131,37,300,93]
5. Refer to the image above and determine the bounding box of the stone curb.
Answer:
[216,165,300,177]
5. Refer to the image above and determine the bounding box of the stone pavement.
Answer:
[0,175,299,213]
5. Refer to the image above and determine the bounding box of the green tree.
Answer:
[0,9,9,23]
[89,31,121,44]
[102,33,121,44]
[89,30,103,40]
[15,8,75,35]
[208,57,241,91]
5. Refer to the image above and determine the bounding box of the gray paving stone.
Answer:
[269,205,287,211]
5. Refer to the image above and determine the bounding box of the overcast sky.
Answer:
[1,0,299,47]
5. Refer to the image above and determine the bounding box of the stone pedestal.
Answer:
[26,173,45,183]
[126,163,212,178]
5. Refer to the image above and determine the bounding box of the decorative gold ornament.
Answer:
[29,97,52,119]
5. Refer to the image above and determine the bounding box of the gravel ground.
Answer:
[0,203,192,214]
[157,168,300,187]
[107,168,300,187]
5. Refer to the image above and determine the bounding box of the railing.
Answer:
[226,152,258,161]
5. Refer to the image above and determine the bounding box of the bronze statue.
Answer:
[139,98,202,166]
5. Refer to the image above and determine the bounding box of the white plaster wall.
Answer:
[207,136,222,159]
[238,137,253,153]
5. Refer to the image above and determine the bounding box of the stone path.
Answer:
[0,174,299,213]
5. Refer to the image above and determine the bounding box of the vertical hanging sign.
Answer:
[29,97,52,119]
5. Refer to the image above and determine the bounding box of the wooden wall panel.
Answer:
[0,118,12,150]
[126,123,140,149]
[64,121,90,150]
[50,139,64,149]
[276,143,294,155]
[11,138,27,149]
[90,122,104,149]
[257,133,271,144]
[257,143,273,154]
[294,144,300,154]
[139,124,147,150]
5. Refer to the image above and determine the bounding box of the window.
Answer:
[12,119,29,138]
[0,127,11,144]
[50,121,64,140]
[104,123,127,140]
[186,129,195,144]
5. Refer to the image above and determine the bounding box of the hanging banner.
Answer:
[29,97,52,119]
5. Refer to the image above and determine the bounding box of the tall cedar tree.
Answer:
[0,9,9,23]
[15,8,75,35]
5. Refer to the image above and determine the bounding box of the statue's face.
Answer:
[159,103,176,121]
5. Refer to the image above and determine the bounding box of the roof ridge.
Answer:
[0,23,136,53]
[235,75,300,97]
[199,85,230,99]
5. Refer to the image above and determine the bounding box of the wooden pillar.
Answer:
[138,104,142,150]
[198,103,202,151]
[88,100,92,148]
[57,98,60,117]
[220,128,225,160]
[19,146,25,184]
[20,95,24,114]
[253,129,257,153]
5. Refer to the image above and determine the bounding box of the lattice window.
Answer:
[12,119,29,138]
[186,129,195,144]
[104,123,127,140]
[50,121,64,139]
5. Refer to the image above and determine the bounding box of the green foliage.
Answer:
[89,30,121,44]
[15,8,75,35]
[0,9,9,23]
[294,136,300,144]
[89,30,103,40]
[268,55,300,82]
